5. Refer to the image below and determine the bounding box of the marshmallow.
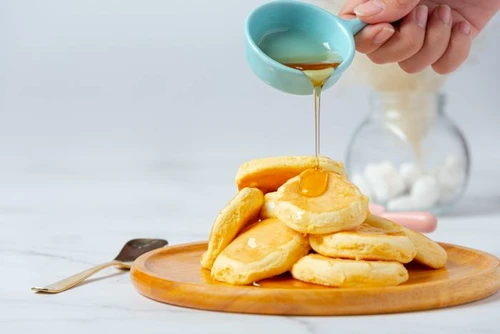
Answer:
[438,168,465,191]
[387,195,415,211]
[378,161,399,180]
[437,170,465,203]
[437,162,465,190]
[391,173,406,199]
[363,161,406,203]
[436,155,466,203]
[378,161,406,198]
[411,175,440,209]
[359,155,465,209]
[363,163,390,203]
[399,162,420,189]
[350,173,373,199]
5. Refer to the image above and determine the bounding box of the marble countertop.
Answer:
[1,158,499,334]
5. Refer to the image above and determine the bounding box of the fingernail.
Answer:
[438,5,451,25]
[354,0,385,17]
[373,27,394,45]
[459,21,471,35]
[416,5,428,28]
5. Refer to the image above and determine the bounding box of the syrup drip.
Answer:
[282,62,341,197]
[257,29,342,198]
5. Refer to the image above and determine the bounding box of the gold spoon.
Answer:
[31,238,168,294]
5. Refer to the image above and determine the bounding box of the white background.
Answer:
[0,0,499,225]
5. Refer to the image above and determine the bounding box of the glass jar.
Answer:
[345,92,470,215]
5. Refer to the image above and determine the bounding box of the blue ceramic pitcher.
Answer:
[245,0,366,95]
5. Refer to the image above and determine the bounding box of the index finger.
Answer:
[338,0,394,55]
[338,0,370,20]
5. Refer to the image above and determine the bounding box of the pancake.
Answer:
[363,213,403,231]
[364,214,447,269]
[210,218,310,285]
[291,254,409,288]
[309,222,417,263]
[200,187,264,270]
[260,191,278,219]
[400,226,448,269]
[235,156,347,193]
[273,171,369,234]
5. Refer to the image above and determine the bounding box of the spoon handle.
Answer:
[340,18,367,35]
[380,212,438,233]
[31,260,130,294]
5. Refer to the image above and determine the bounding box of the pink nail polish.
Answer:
[373,27,394,45]
[354,0,385,17]
[416,5,428,28]
[459,21,471,35]
[438,5,451,25]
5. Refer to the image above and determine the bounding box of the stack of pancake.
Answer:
[201,156,447,288]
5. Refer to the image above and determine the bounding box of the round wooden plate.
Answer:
[130,241,499,315]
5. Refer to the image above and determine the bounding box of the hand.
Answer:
[339,0,500,74]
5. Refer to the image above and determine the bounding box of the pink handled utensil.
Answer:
[368,203,437,233]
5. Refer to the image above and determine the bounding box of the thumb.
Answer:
[353,0,421,23]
